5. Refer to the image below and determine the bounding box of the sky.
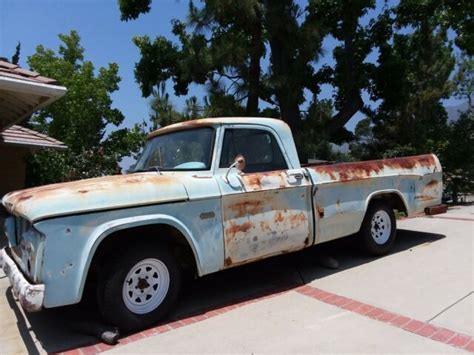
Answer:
[0,0,465,141]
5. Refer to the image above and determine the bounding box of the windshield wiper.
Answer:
[132,165,163,174]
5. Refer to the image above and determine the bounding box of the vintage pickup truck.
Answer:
[0,117,443,330]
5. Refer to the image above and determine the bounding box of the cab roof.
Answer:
[147,117,292,139]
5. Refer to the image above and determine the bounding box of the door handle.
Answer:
[287,172,304,180]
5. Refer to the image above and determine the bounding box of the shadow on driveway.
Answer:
[6,228,445,353]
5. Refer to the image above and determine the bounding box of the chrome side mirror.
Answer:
[223,156,245,184]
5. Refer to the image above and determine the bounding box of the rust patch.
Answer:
[310,154,436,182]
[242,175,262,189]
[274,211,285,223]
[147,118,214,138]
[225,221,254,239]
[317,207,325,218]
[415,195,437,201]
[224,257,233,266]
[240,170,287,190]
[288,212,307,228]
[230,200,263,218]
[424,180,439,189]
[4,173,177,208]
[18,194,32,201]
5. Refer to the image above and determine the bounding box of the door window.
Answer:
[219,129,287,173]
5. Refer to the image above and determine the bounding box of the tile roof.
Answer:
[0,125,66,150]
[0,60,61,85]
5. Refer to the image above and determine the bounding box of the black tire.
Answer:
[97,243,181,331]
[359,201,396,256]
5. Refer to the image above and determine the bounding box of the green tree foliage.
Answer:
[306,0,376,135]
[11,42,21,65]
[349,117,376,160]
[119,0,472,185]
[440,111,474,202]
[25,31,145,186]
[132,0,266,117]
[453,53,474,108]
[122,0,372,162]
[149,82,184,129]
[396,0,474,55]
[370,6,455,158]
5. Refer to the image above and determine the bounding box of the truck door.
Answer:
[216,127,313,268]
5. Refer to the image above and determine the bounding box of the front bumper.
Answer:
[0,248,44,312]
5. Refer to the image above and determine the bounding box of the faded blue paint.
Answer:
[0,117,443,311]
[34,197,222,307]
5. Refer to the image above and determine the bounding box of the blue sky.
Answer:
[0,0,464,137]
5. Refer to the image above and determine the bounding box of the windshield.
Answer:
[133,127,215,172]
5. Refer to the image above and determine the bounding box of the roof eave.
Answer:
[0,76,67,130]
[0,140,67,150]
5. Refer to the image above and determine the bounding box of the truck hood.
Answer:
[2,173,189,222]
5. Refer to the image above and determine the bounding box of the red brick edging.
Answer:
[61,284,474,354]
[425,216,474,222]
[60,288,288,355]
[295,285,474,353]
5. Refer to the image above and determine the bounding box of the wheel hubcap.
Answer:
[122,258,170,314]
[370,210,391,245]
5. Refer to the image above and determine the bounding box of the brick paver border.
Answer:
[61,283,473,354]
[296,285,474,353]
[425,216,474,222]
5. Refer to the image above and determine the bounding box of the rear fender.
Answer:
[359,189,409,230]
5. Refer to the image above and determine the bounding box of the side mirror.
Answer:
[223,156,245,184]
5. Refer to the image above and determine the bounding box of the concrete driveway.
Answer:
[1,205,473,354]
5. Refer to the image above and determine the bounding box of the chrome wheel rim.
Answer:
[122,258,170,314]
[371,210,391,245]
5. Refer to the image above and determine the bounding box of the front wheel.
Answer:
[98,244,181,331]
[359,202,396,256]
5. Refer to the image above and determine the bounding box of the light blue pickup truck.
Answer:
[0,117,443,330]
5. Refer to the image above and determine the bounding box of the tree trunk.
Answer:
[328,18,364,135]
[265,0,302,132]
[246,5,263,116]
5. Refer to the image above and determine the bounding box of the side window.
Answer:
[219,129,288,173]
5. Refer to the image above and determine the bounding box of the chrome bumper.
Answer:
[0,248,44,312]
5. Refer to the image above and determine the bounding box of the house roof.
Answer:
[0,125,67,150]
[0,60,67,130]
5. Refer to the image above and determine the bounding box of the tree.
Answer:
[349,117,375,160]
[123,1,391,148]
[453,52,474,108]
[149,82,184,129]
[395,0,474,55]
[132,0,266,117]
[119,0,469,166]
[11,42,21,65]
[441,111,474,202]
[25,31,145,185]
[306,0,376,135]
[369,6,455,158]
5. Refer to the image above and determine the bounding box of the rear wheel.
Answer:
[98,244,181,331]
[359,201,396,255]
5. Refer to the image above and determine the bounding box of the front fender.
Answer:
[78,214,202,298]
[35,198,223,308]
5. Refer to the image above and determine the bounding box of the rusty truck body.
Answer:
[0,117,443,330]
